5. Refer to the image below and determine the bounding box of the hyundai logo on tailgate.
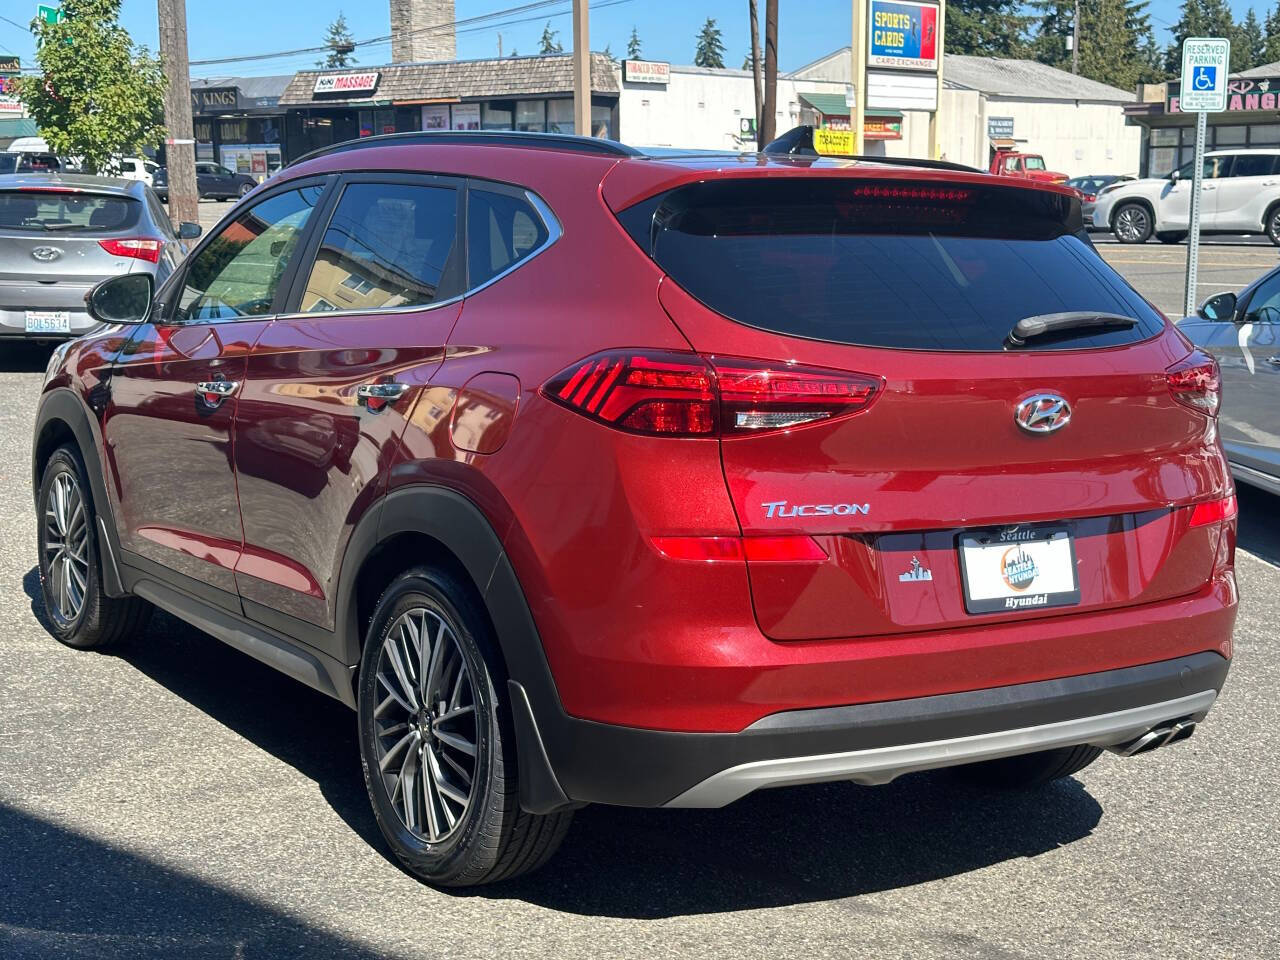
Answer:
[31,246,61,262]
[1015,394,1072,434]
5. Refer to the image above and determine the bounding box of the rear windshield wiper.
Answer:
[1005,311,1137,348]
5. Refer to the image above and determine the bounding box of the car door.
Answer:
[101,181,329,608]
[1209,153,1276,232]
[1217,271,1280,479]
[232,174,464,648]
[194,163,217,198]
[1161,154,1230,228]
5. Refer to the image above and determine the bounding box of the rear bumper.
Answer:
[0,307,96,340]
[531,651,1228,808]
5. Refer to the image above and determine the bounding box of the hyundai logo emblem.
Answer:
[1015,394,1072,434]
[31,246,61,262]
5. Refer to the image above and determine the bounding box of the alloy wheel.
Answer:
[373,606,478,843]
[43,472,90,624]
[1115,206,1148,242]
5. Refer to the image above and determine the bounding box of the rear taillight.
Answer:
[650,535,827,563]
[98,237,162,264]
[1166,350,1221,416]
[1189,494,1237,528]
[541,349,882,438]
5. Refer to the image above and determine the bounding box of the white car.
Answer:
[1091,148,1280,245]
[115,156,159,187]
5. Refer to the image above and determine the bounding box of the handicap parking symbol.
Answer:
[1193,66,1217,90]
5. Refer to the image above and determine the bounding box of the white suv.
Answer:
[1092,149,1280,245]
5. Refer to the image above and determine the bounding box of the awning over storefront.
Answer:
[0,117,37,148]
[798,93,902,141]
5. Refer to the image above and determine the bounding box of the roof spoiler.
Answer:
[762,125,982,174]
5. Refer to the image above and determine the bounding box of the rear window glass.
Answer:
[0,190,140,233]
[617,178,1164,352]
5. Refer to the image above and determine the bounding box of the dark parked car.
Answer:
[34,131,1236,888]
[154,161,258,201]
[0,173,200,341]
[1179,266,1280,494]
[1065,174,1136,229]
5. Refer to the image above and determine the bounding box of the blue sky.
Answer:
[0,1,1272,79]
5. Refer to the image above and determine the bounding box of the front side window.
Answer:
[1175,155,1233,179]
[467,188,550,288]
[173,185,324,323]
[299,181,458,313]
[1244,274,1280,324]
[1003,156,1020,172]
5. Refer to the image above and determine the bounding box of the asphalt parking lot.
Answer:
[2,247,1279,958]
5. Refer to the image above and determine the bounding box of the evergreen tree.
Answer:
[1125,0,1165,82]
[539,21,563,55]
[1165,0,1209,74]
[627,25,642,59]
[1028,0,1073,70]
[318,11,356,68]
[1236,8,1265,70]
[602,43,616,65]
[694,17,726,68]
[1078,0,1145,89]
[946,0,1031,56]
[1265,2,1280,65]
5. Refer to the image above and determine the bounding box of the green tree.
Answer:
[1126,0,1165,82]
[1265,2,1280,64]
[627,25,642,59]
[318,11,356,68]
[1165,0,1237,73]
[602,43,616,65]
[1078,0,1145,89]
[1028,0,1072,70]
[946,0,1030,56]
[694,17,726,68]
[18,0,165,174]
[1236,8,1265,70]
[539,21,563,55]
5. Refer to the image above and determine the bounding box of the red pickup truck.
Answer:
[989,150,1069,184]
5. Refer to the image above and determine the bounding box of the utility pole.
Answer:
[573,0,590,135]
[851,0,868,155]
[498,32,503,58]
[749,0,763,141]
[1072,0,1080,74]
[157,0,199,226]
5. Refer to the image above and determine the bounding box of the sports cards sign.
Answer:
[868,0,939,73]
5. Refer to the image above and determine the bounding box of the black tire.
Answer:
[357,566,573,887]
[956,744,1103,789]
[238,183,252,197]
[1156,231,1187,244]
[1266,205,1280,246]
[1112,202,1153,244]
[36,445,151,650]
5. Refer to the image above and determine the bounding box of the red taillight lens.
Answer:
[1189,494,1237,528]
[650,535,827,563]
[1166,350,1221,416]
[542,349,882,437]
[98,237,162,264]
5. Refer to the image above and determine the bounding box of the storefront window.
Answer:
[547,99,573,134]
[1250,124,1280,146]
[219,119,247,144]
[482,103,514,130]
[591,104,613,139]
[1149,128,1179,147]
[1213,125,1247,146]
[1148,147,1177,177]
[516,100,546,132]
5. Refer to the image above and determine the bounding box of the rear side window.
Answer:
[0,190,140,233]
[1230,154,1279,177]
[617,178,1164,352]
[299,182,458,312]
[467,188,550,288]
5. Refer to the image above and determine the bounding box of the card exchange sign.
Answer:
[868,0,939,73]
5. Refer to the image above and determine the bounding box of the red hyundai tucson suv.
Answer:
[33,131,1237,887]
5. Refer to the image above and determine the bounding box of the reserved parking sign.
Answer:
[1179,38,1230,112]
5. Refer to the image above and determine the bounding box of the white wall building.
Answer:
[790,50,1142,177]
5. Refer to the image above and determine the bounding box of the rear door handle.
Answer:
[357,381,410,412]
[195,379,240,409]
[1267,356,1280,367]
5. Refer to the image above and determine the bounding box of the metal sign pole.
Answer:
[1183,109,1207,317]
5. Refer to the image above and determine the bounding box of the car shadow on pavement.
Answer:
[0,802,396,960]
[22,566,1104,920]
[1236,484,1280,567]
[0,342,55,374]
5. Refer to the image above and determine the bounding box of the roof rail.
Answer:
[287,129,642,168]
[762,125,983,174]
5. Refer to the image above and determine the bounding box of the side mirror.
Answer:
[86,273,154,325]
[177,221,202,240]
[1197,291,1237,322]
[1169,169,1180,182]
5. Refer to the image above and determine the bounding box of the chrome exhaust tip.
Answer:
[1107,718,1197,758]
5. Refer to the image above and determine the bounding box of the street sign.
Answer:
[36,4,65,25]
[1179,37,1229,113]
[1179,37,1231,317]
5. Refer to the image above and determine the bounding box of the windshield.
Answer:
[617,178,1164,352]
[0,190,141,233]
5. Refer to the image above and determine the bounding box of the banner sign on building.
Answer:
[623,60,671,85]
[868,0,939,73]
[450,103,480,130]
[191,87,241,114]
[0,68,20,115]
[1169,75,1279,114]
[421,104,450,130]
[313,72,381,96]
[987,116,1015,138]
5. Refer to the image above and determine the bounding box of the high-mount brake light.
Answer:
[849,184,974,203]
[98,237,162,264]
[541,349,882,438]
[1188,494,1238,528]
[1165,350,1221,416]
